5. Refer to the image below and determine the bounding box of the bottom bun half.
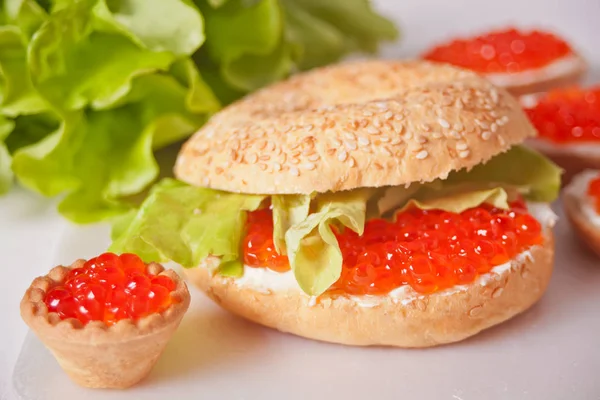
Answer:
[184,232,554,348]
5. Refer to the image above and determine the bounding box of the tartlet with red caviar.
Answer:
[111,60,562,348]
[524,86,600,183]
[20,253,190,389]
[423,28,586,96]
[563,170,600,257]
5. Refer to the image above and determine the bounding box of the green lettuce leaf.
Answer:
[0,115,15,193]
[447,145,562,202]
[272,194,312,254]
[12,74,207,222]
[198,0,291,92]
[285,189,372,296]
[28,1,180,111]
[281,0,398,70]
[377,146,561,215]
[0,2,47,116]
[110,178,265,274]
[399,187,509,213]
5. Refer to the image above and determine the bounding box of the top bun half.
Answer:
[175,60,537,194]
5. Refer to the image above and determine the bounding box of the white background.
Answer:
[2,0,600,399]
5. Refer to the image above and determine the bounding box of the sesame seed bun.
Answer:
[184,229,554,348]
[174,60,537,194]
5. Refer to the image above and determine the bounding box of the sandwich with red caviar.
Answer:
[563,170,600,257]
[20,253,190,388]
[110,60,561,347]
[422,28,586,96]
[523,86,600,183]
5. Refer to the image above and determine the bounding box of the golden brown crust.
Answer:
[184,231,554,348]
[526,139,600,185]
[489,55,587,97]
[175,60,536,194]
[563,176,600,257]
[20,260,191,389]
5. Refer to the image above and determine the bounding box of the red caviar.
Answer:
[588,176,600,214]
[242,199,543,295]
[243,208,291,272]
[44,253,176,325]
[525,86,600,143]
[423,28,572,73]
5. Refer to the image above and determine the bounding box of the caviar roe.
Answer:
[423,28,572,74]
[525,86,600,143]
[242,199,543,295]
[44,253,176,325]
[243,208,292,272]
[588,176,600,214]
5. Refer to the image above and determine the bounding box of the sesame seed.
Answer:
[380,136,390,143]
[491,123,498,133]
[363,110,373,117]
[481,131,492,140]
[475,119,489,129]
[258,140,267,150]
[337,150,348,162]
[259,155,270,161]
[304,124,314,131]
[417,135,427,144]
[258,163,268,171]
[331,139,342,147]
[382,147,392,156]
[349,157,356,167]
[459,150,470,158]
[344,132,355,140]
[308,154,320,161]
[390,137,402,145]
[247,153,258,164]
[438,118,450,129]
[491,89,499,104]
[498,135,506,146]
[416,150,429,159]
[374,102,387,109]
[202,177,210,185]
[367,126,380,135]
[432,132,442,139]
[450,131,461,139]
[273,162,282,172]
[384,111,394,119]
[358,137,370,146]
[302,163,316,170]
[290,167,300,176]
[456,142,468,151]
[344,140,357,150]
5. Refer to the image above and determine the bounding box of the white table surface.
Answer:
[0,188,65,399]
[2,1,600,398]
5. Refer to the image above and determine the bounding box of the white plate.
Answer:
[12,1,600,398]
